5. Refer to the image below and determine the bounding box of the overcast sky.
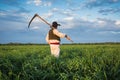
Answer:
[0,0,120,44]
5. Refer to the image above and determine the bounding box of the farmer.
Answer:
[46,21,71,58]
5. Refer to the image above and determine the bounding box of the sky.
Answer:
[0,0,120,44]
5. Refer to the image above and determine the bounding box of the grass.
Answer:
[0,44,120,80]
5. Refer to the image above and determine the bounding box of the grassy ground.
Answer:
[0,44,120,80]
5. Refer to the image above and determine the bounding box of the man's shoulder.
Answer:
[53,28,58,31]
[53,29,59,33]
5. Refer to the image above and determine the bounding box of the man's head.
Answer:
[52,21,60,28]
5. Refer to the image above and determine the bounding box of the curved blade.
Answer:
[28,14,52,28]
[28,14,37,28]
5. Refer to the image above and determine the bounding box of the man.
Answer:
[46,21,71,58]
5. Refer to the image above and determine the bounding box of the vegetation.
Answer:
[0,44,120,80]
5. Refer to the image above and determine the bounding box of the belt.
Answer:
[50,42,60,45]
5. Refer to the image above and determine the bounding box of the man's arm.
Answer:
[53,29,66,38]
[53,29,73,42]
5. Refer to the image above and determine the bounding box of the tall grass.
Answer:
[0,44,120,80]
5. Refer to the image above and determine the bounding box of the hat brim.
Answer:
[57,24,61,26]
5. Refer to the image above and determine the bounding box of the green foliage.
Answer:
[0,44,120,80]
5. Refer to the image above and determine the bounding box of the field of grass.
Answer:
[0,44,120,80]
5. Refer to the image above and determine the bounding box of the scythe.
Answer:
[28,13,52,28]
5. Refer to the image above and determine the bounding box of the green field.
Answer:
[0,44,120,80]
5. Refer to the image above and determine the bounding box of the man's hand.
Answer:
[65,35,73,42]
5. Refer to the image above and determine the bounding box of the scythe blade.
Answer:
[28,14,52,28]
[28,14,37,28]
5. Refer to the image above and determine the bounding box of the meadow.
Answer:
[0,44,120,80]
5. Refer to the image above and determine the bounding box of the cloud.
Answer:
[0,8,29,22]
[60,16,120,42]
[43,1,51,6]
[27,0,42,6]
[60,17,75,29]
[27,0,51,6]
[110,31,120,34]
[34,0,42,6]
[0,0,21,7]
[98,31,120,35]
[0,19,26,31]
[115,20,120,26]
[51,8,75,17]
[0,8,30,32]
[0,10,7,16]
[42,12,53,19]
[49,6,120,37]
[26,0,41,6]
[63,17,74,21]
[95,19,107,27]
[84,0,120,8]
[62,10,74,16]
[57,15,120,37]
[31,26,40,30]
[98,8,120,15]
[0,1,30,23]
[52,8,59,12]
